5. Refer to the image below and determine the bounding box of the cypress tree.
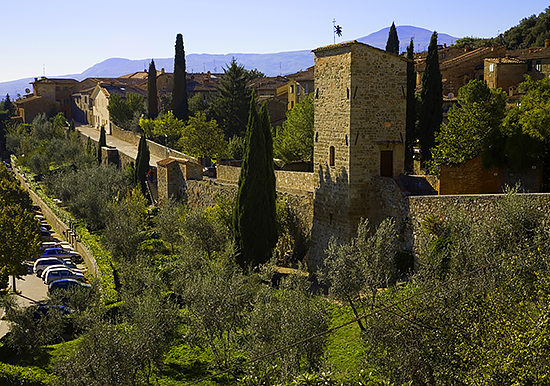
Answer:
[234,93,277,270]
[97,125,106,164]
[134,134,150,196]
[385,22,400,54]
[172,34,189,121]
[3,94,13,116]
[147,60,158,119]
[405,37,416,173]
[418,31,443,164]
[69,119,75,132]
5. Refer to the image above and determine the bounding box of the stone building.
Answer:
[484,57,526,93]
[156,157,204,202]
[309,40,408,269]
[29,77,79,119]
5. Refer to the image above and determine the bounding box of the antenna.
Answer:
[43,64,45,76]
[333,19,336,44]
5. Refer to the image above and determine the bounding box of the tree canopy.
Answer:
[147,60,158,119]
[210,58,254,139]
[418,31,443,164]
[431,80,507,170]
[172,33,189,121]
[177,112,226,159]
[273,93,314,166]
[233,94,277,270]
[385,22,399,54]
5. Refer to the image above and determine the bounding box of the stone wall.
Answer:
[109,123,196,162]
[406,192,550,257]
[440,156,542,195]
[216,165,315,194]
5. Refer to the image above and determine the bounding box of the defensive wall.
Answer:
[110,123,197,163]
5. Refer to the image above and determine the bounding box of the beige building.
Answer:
[90,83,147,133]
[309,40,408,268]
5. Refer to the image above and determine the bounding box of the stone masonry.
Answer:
[309,41,408,270]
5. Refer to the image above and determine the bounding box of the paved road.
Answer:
[0,273,49,338]
[77,124,162,168]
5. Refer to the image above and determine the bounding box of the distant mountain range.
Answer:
[0,26,458,99]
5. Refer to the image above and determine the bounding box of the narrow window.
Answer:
[329,146,335,166]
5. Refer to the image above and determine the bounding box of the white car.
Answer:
[41,264,82,281]
[34,258,65,276]
[43,267,86,285]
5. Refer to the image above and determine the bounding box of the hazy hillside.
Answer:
[0,26,457,99]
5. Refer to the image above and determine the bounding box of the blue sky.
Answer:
[1,0,548,83]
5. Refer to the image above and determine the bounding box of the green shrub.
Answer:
[0,363,56,386]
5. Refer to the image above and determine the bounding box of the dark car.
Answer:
[32,304,72,320]
[48,278,91,292]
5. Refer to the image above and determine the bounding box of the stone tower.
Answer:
[309,41,409,270]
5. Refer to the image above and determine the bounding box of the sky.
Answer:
[1,0,549,84]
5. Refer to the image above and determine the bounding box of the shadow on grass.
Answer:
[160,343,235,385]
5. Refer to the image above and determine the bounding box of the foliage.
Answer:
[147,59,158,119]
[210,58,253,138]
[0,164,40,288]
[273,93,314,165]
[430,80,507,171]
[177,112,227,158]
[44,163,131,231]
[174,258,256,369]
[172,33,189,121]
[319,218,397,331]
[246,272,329,382]
[227,134,245,160]
[385,22,399,54]
[107,92,144,129]
[134,134,150,196]
[188,92,210,117]
[139,110,185,149]
[361,189,550,385]
[155,197,185,253]
[0,362,56,386]
[234,96,277,270]
[102,186,148,261]
[180,207,228,259]
[97,125,106,164]
[405,38,416,173]
[418,31,443,165]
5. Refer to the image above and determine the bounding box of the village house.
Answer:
[90,83,147,133]
[14,77,78,122]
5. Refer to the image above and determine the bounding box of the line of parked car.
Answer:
[32,205,90,294]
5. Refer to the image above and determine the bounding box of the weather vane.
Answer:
[333,19,342,44]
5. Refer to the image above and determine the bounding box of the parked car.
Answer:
[41,242,61,250]
[40,221,52,231]
[48,278,91,293]
[44,268,86,285]
[39,247,81,261]
[31,304,72,320]
[62,258,79,270]
[34,257,65,276]
[40,227,53,242]
[41,264,82,280]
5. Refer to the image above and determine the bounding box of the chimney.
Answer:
[546,39,550,48]
[464,45,471,52]
[529,48,534,53]
[161,68,165,74]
